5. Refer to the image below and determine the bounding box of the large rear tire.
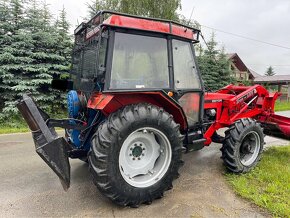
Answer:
[88,103,184,207]
[221,118,264,173]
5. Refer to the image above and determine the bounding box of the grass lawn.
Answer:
[226,146,290,217]
[0,116,29,134]
[275,101,290,112]
[0,110,66,134]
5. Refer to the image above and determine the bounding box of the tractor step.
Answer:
[17,94,71,190]
[186,138,206,152]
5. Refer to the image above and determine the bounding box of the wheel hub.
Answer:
[240,131,261,166]
[119,127,172,188]
[131,143,144,159]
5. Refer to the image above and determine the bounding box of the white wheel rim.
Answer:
[239,131,261,166]
[119,127,172,188]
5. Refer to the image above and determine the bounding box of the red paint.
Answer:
[88,85,288,144]
[87,92,188,131]
[103,15,196,40]
[203,84,289,145]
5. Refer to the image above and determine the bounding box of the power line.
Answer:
[248,64,290,68]
[201,25,290,50]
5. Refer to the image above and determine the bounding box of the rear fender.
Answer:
[87,91,188,131]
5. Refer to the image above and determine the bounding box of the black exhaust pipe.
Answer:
[17,94,71,190]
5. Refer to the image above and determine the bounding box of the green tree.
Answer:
[197,33,234,91]
[0,0,30,114]
[0,0,12,109]
[265,66,275,76]
[24,1,70,111]
[0,0,72,116]
[86,0,181,20]
[51,6,73,110]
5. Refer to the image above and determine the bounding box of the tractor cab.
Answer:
[71,11,203,128]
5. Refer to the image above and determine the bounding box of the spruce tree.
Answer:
[0,0,72,116]
[51,6,73,111]
[197,33,234,91]
[24,1,71,112]
[0,0,32,114]
[0,0,11,110]
[265,66,275,76]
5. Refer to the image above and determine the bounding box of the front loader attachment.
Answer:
[17,94,70,190]
[262,114,290,140]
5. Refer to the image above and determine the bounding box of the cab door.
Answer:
[171,39,204,128]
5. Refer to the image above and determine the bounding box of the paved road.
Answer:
[1,111,288,217]
[0,135,269,217]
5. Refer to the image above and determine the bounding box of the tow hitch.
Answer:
[17,94,71,190]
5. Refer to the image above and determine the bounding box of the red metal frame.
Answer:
[87,85,289,145]
[87,91,188,130]
[103,15,197,40]
[203,84,288,144]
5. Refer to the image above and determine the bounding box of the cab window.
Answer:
[172,39,201,89]
[110,32,169,89]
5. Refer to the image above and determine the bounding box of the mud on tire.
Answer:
[221,118,264,173]
[88,103,184,207]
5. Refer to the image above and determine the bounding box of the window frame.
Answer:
[171,38,202,91]
[105,29,171,91]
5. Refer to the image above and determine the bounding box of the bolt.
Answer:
[160,149,163,153]
[129,154,132,156]
[143,129,148,133]
[140,144,142,146]
[133,158,135,160]
[134,144,137,147]
[142,154,145,156]
[130,148,133,150]
[138,157,141,160]
[142,148,145,150]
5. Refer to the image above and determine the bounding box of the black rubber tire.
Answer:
[221,118,264,173]
[88,103,184,207]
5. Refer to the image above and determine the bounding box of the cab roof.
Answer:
[74,10,200,42]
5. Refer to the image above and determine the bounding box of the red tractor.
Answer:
[17,11,290,207]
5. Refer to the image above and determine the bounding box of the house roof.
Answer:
[254,75,290,84]
[226,53,248,72]
[249,69,261,78]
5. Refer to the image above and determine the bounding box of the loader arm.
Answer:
[204,85,290,144]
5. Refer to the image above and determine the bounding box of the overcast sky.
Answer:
[47,0,290,76]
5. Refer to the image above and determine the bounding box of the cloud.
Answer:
[46,0,290,75]
[181,0,290,75]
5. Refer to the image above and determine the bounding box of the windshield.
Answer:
[110,32,169,89]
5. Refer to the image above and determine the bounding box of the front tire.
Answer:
[221,118,264,173]
[88,103,184,207]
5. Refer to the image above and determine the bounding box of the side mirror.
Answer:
[51,79,73,91]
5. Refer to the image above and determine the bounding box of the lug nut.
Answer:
[138,157,141,160]
[142,154,145,156]
[133,158,135,160]
[130,148,133,150]
[143,148,145,150]
[129,154,132,156]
